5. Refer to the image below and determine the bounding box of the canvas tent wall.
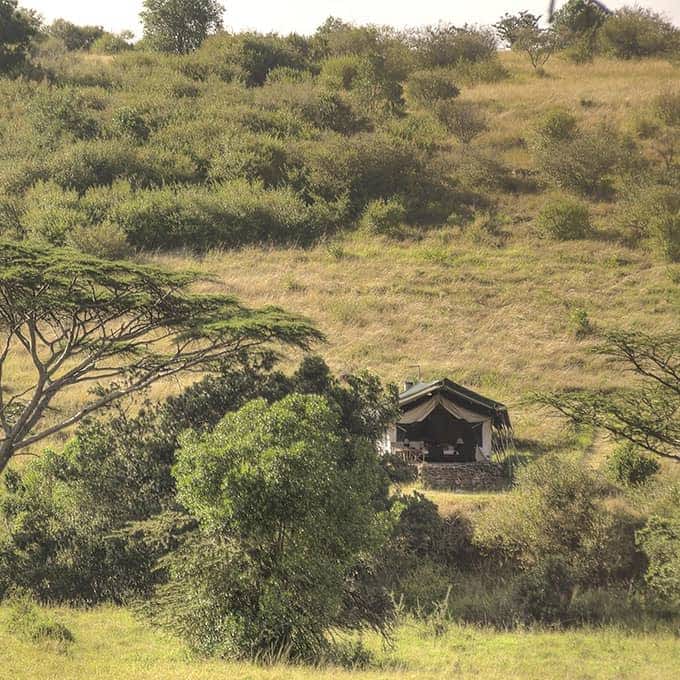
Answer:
[386,378,511,463]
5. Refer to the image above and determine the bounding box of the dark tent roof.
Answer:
[399,378,511,429]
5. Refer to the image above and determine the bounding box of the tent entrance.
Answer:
[397,404,480,462]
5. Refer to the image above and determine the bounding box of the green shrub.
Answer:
[536,109,578,142]
[435,100,487,143]
[511,557,573,624]
[359,198,407,236]
[47,140,198,193]
[27,87,100,143]
[569,307,593,338]
[20,181,85,245]
[607,442,660,486]
[155,393,392,660]
[637,497,680,609]
[652,90,680,128]
[412,24,497,68]
[537,195,591,240]
[66,221,131,259]
[474,454,643,587]
[208,132,292,187]
[404,68,460,108]
[90,32,132,55]
[111,106,150,141]
[600,8,680,59]
[616,185,680,260]
[533,125,623,197]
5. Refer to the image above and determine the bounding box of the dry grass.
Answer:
[4,53,679,459]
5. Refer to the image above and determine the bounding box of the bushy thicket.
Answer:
[0,20,517,251]
[0,355,396,606]
[1,13,679,253]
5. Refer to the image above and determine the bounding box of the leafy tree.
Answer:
[150,392,392,659]
[513,25,560,70]
[551,0,608,61]
[534,329,680,460]
[0,0,39,73]
[599,7,680,59]
[0,241,321,473]
[494,11,542,47]
[141,0,224,54]
[47,19,104,51]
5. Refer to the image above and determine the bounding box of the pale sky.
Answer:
[23,1,680,37]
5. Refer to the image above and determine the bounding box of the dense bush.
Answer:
[533,124,624,197]
[150,392,392,660]
[616,184,680,261]
[410,24,497,68]
[0,357,396,607]
[359,197,407,236]
[474,455,644,588]
[637,488,680,609]
[600,8,680,59]
[537,195,591,240]
[607,443,660,486]
[435,100,487,143]
[404,69,460,108]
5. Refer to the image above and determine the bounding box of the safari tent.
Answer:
[385,378,511,463]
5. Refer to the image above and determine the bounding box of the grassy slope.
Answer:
[5,54,679,459]
[145,53,679,451]
[2,605,679,680]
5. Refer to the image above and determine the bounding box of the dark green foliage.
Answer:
[47,19,104,51]
[600,8,680,60]
[537,195,591,240]
[0,0,39,74]
[552,0,607,61]
[148,391,393,660]
[141,0,224,54]
[607,443,660,486]
[637,488,680,609]
[359,197,407,236]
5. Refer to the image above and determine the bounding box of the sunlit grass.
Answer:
[2,605,679,680]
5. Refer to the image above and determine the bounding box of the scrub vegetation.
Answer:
[0,1,679,678]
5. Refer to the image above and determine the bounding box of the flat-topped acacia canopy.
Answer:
[0,240,322,472]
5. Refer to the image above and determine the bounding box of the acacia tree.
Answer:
[493,11,542,47]
[534,329,680,460]
[140,0,224,54]
[0,241,322,472]
[513,25,560,70]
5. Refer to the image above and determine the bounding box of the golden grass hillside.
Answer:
[3,53,679,459]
